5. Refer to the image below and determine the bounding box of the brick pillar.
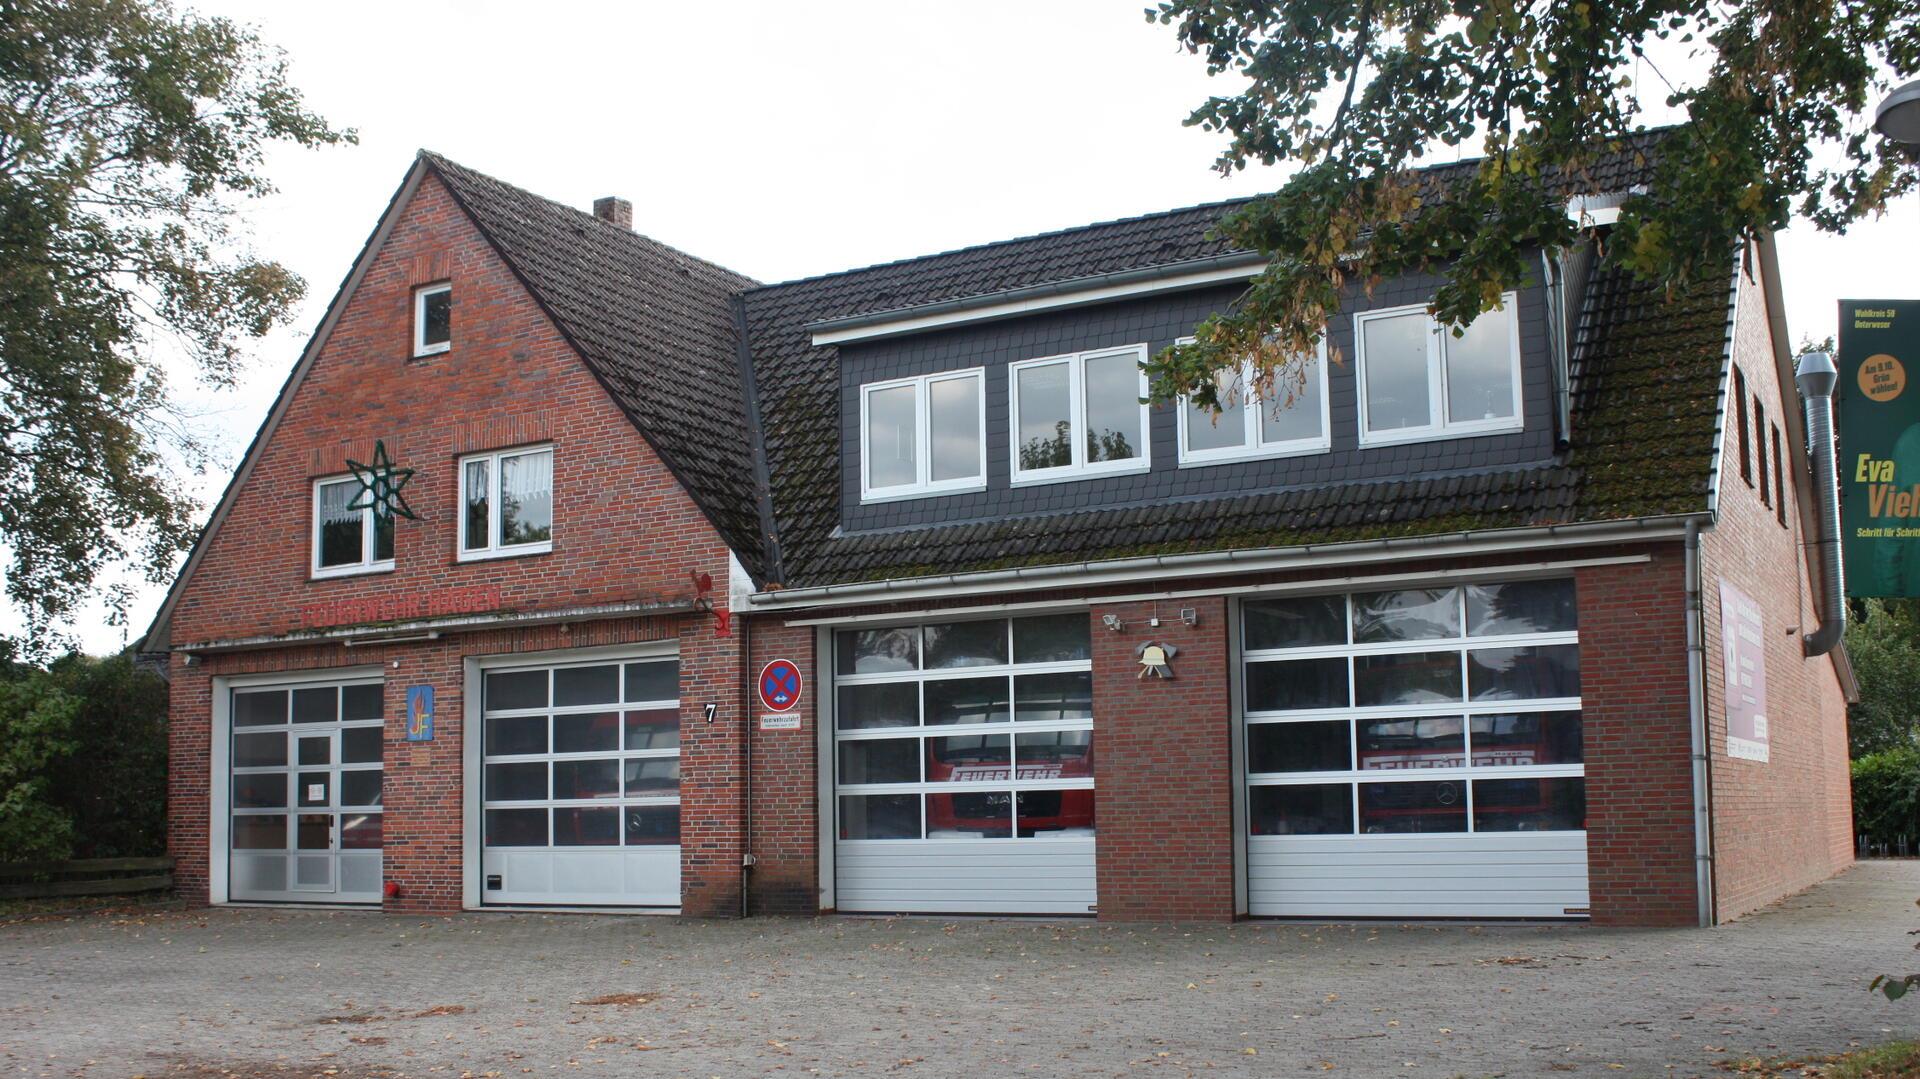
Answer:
[745,618,821,914]
[679,615,749,917]
[1089,597,1235,922]
[382,640,464,913]
[1578,549,1701,927]
[167,657,213,905]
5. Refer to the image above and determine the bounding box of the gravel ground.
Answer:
[3,862,1919,1079]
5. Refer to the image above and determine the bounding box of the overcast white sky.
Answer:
[36,0,1920,653]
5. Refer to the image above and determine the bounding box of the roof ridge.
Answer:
[416,149,762,288]
[744,125,1681,297]
[742,192,1257,295]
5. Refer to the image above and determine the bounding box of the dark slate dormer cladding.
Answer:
[739,130,1734,589]
[422,153,771,579]
[834,267,1556,534]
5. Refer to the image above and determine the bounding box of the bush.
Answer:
[0,652,167,863]
[1846,599,1920,758]
[1854,748,1920,848]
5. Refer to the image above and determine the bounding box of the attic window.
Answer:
[414,283,451,357]
[1354,296,1523,446]
[859,369,986,501]
[1175,336,1331,466]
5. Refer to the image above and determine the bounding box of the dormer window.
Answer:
[1010,344,1149,485]
[414,283,451,357]
[1354,295,1522,446]
[1176,338,1331,465]
[859,369,986,502]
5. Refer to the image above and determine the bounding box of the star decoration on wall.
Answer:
[345,440,418,521]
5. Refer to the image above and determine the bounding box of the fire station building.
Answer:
[144,137,1856,926]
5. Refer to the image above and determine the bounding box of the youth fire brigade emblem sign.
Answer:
[1135,640,1178,679]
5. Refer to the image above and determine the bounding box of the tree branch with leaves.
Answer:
[0,0,353,651]
[1145,0,1920,413]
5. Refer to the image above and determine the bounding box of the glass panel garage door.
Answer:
[1242,579,1589,918]
[229,679,384,904]
[834,614,1097,915]
[480,655,680,907]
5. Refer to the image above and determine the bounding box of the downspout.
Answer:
[1797,351,1846,655]
[1684,519,1716,927]
[740,613,754,919]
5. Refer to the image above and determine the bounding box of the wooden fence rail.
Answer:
[0,856,173,900]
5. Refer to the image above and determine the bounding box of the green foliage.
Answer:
[0,655,81,861]
[0,0,352,651]
[0,650,169,863]
[1144,0,1920,411]
[1853,748,1920,847]
[1847,599,1920,757]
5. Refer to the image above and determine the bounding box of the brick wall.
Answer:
[1088,598,1235,922]
[1701,258,1855,921]
[1577,549,1700,927]
[745,545,1711,926]
[745,619,821,914]
[163,172,748,917]
[164,172,735,651]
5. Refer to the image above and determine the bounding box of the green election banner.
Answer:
[1839,299,1920,596]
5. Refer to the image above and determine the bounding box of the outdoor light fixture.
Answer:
[1101,613,1125,632]
[1876,79,1920,145]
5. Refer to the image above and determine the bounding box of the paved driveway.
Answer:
[4,862,1920,1079]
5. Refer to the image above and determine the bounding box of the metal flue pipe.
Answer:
[1797,351,1846,656]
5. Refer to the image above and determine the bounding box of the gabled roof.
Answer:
[144,152,767,648]
[738,130,1726,589]
[421,154,768,577]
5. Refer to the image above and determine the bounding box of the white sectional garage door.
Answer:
[1241,578,1590,919]
[833,614,1097,915]
[478,653,681,907]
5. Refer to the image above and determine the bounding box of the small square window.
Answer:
[1354,295,1523,446]
[414,283,451,357]
[312,476,394,577]
[459,445,553,560]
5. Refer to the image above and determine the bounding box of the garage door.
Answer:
[833,614,1096,914]
[1241,578,1589,918]
[229,678,384,904]
[479,653,681,907]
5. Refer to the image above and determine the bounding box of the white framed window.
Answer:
[1009,344,1150,485]
[1175,337,1332,466]
[311,476,394,578]
[1354,294,1523,446]
[459,445,554,561]
[859,368,986,502]
[413,283,451,357]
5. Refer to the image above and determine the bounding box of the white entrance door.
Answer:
[229,680,384,904]
[1239,579,1591,919]
[478,653,681,907]
[832,614,1097,915]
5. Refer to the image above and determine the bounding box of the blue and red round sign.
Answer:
[758,658,803,712]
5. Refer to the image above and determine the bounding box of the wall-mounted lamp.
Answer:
[1101,614,1125,633]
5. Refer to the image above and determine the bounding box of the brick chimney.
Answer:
[592,196,632,230]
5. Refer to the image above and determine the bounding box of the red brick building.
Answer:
[145,138,1855,925]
